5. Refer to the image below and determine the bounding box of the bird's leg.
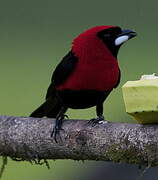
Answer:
[51,106,67,142]
[88,102,107,126]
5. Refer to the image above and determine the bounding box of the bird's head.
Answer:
[97,26,137,57]
[72,26,137,59]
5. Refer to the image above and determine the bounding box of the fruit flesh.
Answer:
[122,78,158,124]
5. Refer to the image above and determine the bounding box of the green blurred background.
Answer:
[0,0,158,179]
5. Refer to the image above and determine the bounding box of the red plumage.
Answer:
[30,25,136,142]
[57,26,120,91]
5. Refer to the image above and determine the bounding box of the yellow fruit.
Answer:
[122,75,158,124]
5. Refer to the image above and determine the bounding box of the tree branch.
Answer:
[0,115,157,166]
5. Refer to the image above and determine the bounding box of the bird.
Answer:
[30,25,137,142]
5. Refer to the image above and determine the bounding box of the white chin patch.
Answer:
[115,35,129,46]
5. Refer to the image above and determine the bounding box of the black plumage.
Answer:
[30,26,136,142]
[30,51,118,141]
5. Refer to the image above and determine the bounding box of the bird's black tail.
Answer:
[30,102,47,117]
[30,96,62,118]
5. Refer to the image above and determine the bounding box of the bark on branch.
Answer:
[0,115,157,166]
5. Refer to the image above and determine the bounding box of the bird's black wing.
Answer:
[46,51,78,99]
[114,68,121,88]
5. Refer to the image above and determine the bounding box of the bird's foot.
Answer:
[51,125,64,143]
[88,116,108,126]
[51,115,65,143]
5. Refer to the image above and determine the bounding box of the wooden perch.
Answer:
[0,115,158,167]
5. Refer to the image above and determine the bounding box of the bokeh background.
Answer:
[0,0,158,179]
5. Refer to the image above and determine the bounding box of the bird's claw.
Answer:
[51,113,67,142]
[51,126,64,143]
[88,116,106,127]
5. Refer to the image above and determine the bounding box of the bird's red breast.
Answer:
[57,26,120,91]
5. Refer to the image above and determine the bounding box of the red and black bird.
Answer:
[30,25,136,141]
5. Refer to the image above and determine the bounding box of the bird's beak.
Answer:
[115,29,137,46]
